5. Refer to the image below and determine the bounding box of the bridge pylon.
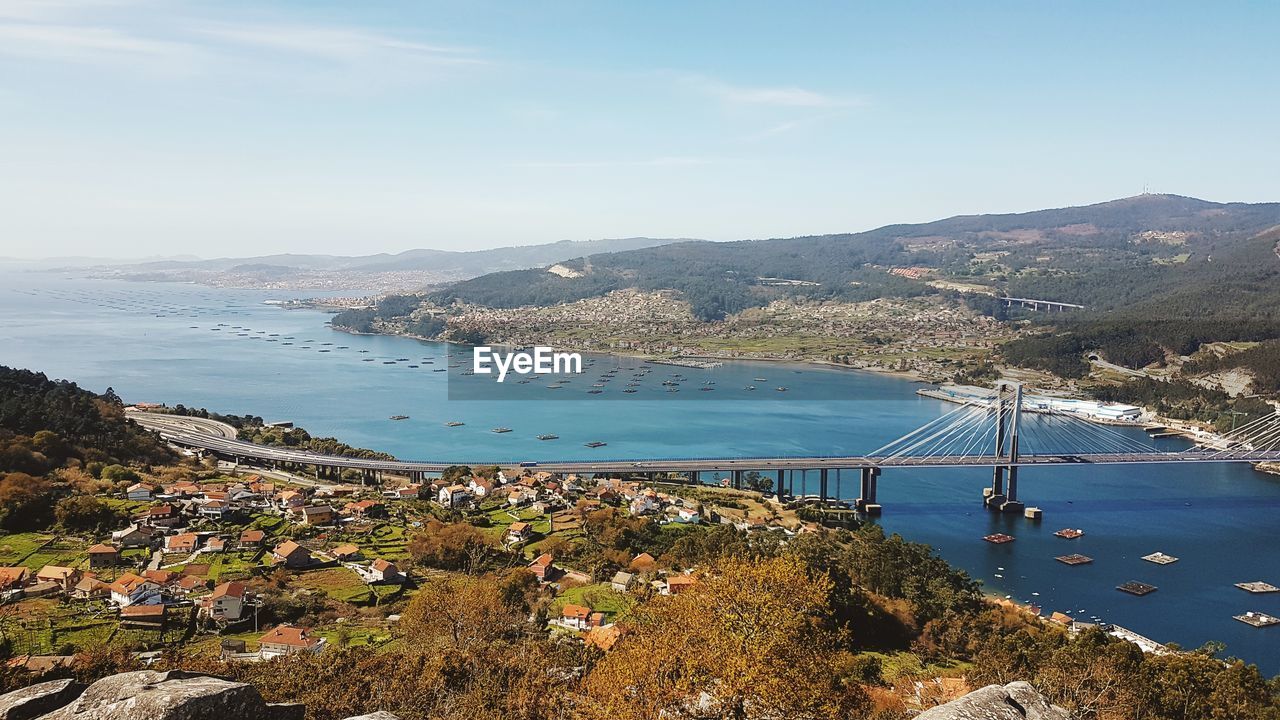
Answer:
[984,381,1026,514]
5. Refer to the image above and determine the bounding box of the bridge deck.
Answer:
[128,411,1280,474]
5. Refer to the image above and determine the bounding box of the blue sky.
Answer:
[1,1,1277,258]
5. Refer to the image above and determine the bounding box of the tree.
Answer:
[99,464,140,483]
[578,555,871,720]
[55,495,121,532]
[407,519,496,573]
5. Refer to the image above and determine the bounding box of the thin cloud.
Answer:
[515,156,718,169]
[678,73,863,108]
[195,22,487,66]
[0,21,194,62]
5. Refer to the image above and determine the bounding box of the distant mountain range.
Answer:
[430,194,1280,320]
[83,237,689,278]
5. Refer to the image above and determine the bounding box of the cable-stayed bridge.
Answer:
[126,387,1280,514]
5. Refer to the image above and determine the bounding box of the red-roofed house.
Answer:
[272,541,312,568]
[87,544,119,569]
[201,581,248,621]
[259,625,324,659]
[528,553,556,582]
[368,558,403,584]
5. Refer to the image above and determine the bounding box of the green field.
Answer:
[0,533,53,568]
[549,582,632,621]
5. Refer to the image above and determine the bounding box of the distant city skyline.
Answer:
[1,1,1277,259]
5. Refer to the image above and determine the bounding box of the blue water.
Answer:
[2,273,1278,673]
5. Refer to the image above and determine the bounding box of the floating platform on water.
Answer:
[492,427,512,434]
[1234,611,1280,628]
[389,415,409,421]
[1117,581,1158,596]
[584,441,607,448]
[1235,581,1280,594]
[445,421,465,427]
[1142,552,1179,565]
[983,533,1015,544]
[1055,528,1085,539]
[1056,554,1093,566]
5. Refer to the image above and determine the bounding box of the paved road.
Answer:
[127,410,1280,475]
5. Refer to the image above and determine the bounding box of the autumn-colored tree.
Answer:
[577,554,872,720]
[407,519,496,573]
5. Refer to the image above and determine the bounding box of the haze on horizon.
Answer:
[1,0,1278,260]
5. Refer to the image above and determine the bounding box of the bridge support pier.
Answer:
[689,470,700,486]
[731,470,743,490]
[857,467,881,515]
[776,470,784,497]
[819,469,829,503]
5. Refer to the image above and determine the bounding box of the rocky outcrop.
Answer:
[0,670,404,720]
[915,681,1073,720]
[0,679,84,720]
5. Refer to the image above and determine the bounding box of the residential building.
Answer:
[258,625,324,659]
[369,558,402,584]
[238,529,266,547]
[126,483,157,501]
[272,541,312,568]
[610,571,635,593]
[438,484,471,508]
[111,524,151,548]
[87,544,119,569]
[331,544,362,561]
[109,573,161,607]
[119,604,166,629]
[295,505,336,526]
[164,533,199,554]
[201,581,248,621]
[506,521,531,545]
[0,567,29,592]
[528,553,555,582]
[36,566,81,593]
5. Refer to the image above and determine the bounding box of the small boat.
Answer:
[537,434,559,441]
[775,387,788,392]
[623,389,637,393]
[492,427,512,434]
[445,421,465,427]
[746,386,756,391]
[362,358,376,362]
[408,365,419,368]
[383,361,396,364]
[389,415,409,420]
[584,441,607,448]
[434,368,446,372]
[699,387,714,391]
[754,377,767,382]
[588,389,603,394]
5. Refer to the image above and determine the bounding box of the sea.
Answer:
[2,272,1278,673]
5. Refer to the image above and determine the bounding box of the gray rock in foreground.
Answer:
[0,679,84,720]
[34,670,303,720]
[915,681,1073,720]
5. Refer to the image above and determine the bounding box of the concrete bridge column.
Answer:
[819,469,829,502]
[689,470,700,485]
[775,470,784,497]
[858,467,881,515]
[731,470,743,490]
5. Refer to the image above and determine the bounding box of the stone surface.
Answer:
[37,670,303,720]
[0,679,83,720]
[915,681,1073,720]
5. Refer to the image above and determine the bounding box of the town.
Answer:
[0,451,809,670]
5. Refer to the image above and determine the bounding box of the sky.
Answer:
[1,1,1278,259]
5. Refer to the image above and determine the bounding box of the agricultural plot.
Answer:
[0,533,53,568]
[293,567,375,605]
[550,583,633,622]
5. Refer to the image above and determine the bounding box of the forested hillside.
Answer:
[0,366,171,531]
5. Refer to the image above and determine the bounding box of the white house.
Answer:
[438,484,472,508]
